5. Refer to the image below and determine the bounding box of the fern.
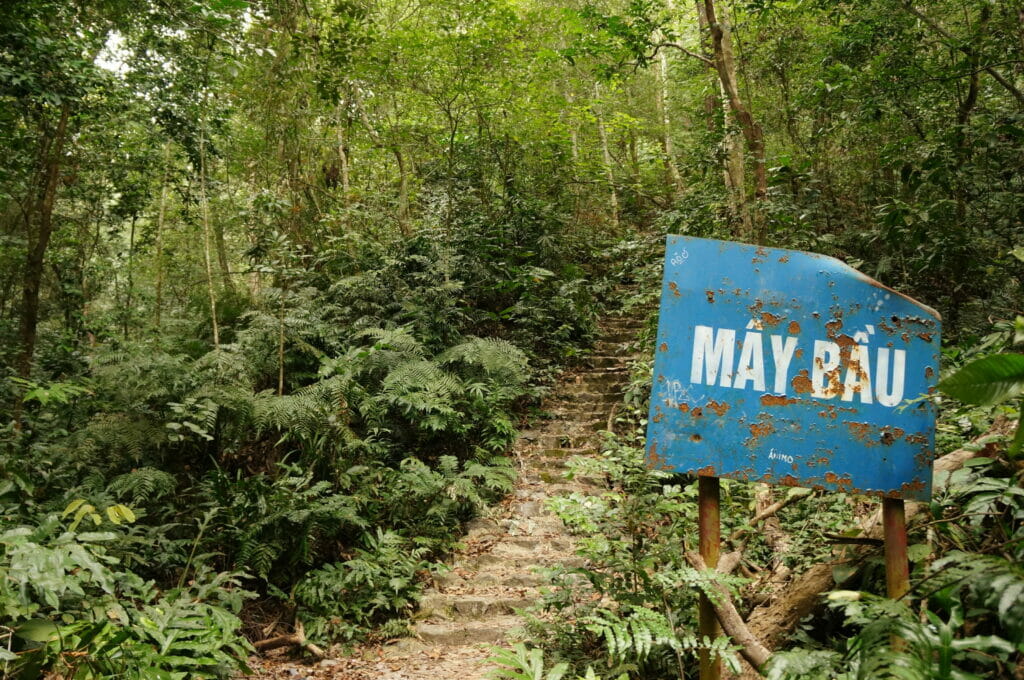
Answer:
[582,606,737,669]
[770,592,1018,680]
[351,326,426,377]
[376,360,461,426]
[69,412,168,467]
[763,650,844,680]
[295,529,434,643]
[252,390,332,439]
[439,337,530,384]
[930,551,1024,643]
[487,644,569,680]
[107,468,177,505]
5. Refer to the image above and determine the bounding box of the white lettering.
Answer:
[770,335,798,394]
[811,340,841,399]
[733,332,766,390]
[691,326,736,387]
[875,348,906,407]
[841,343,873,404]
[768,448,794,464]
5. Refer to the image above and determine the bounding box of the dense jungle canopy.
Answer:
[1,0,1022,678]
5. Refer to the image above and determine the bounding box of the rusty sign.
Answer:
[647,236,941,501]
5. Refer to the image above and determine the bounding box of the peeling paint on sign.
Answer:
[646,236,940,501]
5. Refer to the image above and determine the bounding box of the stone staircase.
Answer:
[249,301,650,679]
[370,308,648,679]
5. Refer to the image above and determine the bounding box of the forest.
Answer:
[1,0,1022,678]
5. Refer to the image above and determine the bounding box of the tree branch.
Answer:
[654,41,715,67]
[900,2,1024,104]
[729,488,812,543]
[687,552,772,672]
[254,619,326,659]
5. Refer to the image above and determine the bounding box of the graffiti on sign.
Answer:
[647,236,941,501]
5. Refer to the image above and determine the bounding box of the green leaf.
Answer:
[907,544,932,562]
[16,619,59,642]
[938,354,1024,406]
[62,498,87,517]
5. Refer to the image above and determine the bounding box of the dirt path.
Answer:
[250,308,646,680]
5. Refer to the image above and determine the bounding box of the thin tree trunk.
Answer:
[593,83,620,230]
[721,80,751,236]
[124,214,136,340]
[336,106,351,198]
[704,0,765,241]
[154,143,171,330]
[695,1,749,236]
[17,102,71,380]
[657,47,685,196]
[277,291,286,396]
[354,93,411,237]
[394,147,411,237]
[569,121,581,227]
[199,126,220,349]
[214,207,234,296]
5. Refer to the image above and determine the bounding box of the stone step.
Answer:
[418,593,537,620]
[549,390,621,403]
[604,319,647,327]
[414,615,522,645]
[520,471,605,488]
[601,321,645,330]
[601,332,641,342]
[501,535,575,551]
[464,551,585,570]
[434,570,548,590]
[547,407,611,420]
[576,376,629,389]
[529,433,595,449]
[542,482,604,496]
[598,325,643,333]
[579,369,631,381]
[594,341,638,353]
[583,355,628,368]
[508,499,556,519]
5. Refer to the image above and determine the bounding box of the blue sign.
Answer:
[647,237,940,501]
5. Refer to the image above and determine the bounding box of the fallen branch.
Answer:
[729,488,812,543]
[687,552,772,672]
[823,533,883,546]
[743,418,1015,658]
[254,619,326,659]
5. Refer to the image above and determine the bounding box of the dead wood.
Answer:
[254,619,326,659]
[687,552,772,672]
[737,418,1014,676]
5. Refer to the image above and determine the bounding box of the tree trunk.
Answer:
[154,143,171,330]
[593,83,620,230]
[199,126,221,349]
[214,208,234,295]
[17,102,71,380]
[657,47,685,197]
[394,147,411,237]
[336,106,351,199]
[695,1,749,236]
[124,214,136,340]
[704,0,766,241]
[277,291,286,396]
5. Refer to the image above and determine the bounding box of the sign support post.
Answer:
[882,498,910,600]
[698,476,721,680]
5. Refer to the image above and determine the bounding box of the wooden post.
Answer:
[882,497,910,599]
[698,476,722,680]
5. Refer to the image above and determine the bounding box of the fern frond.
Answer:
[107,467,177,505]
[439,337,530,384]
